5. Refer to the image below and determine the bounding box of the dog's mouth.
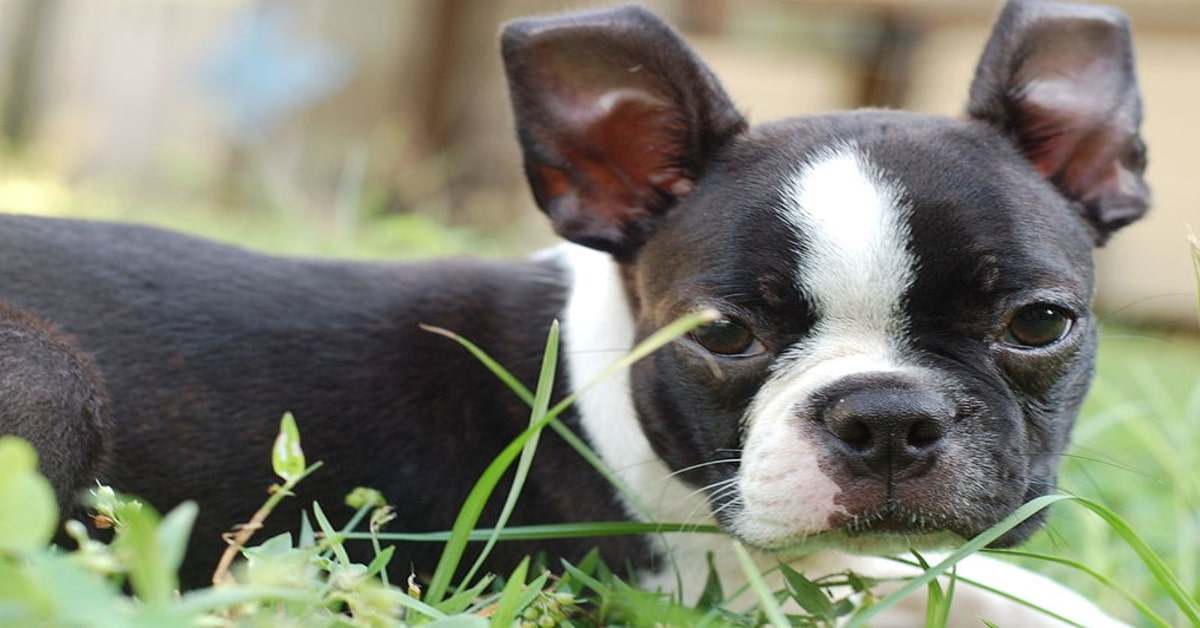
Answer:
[719,482,1025,554]
[730,515,969,558]
[836,505,956,537]
[825,487,1022,544]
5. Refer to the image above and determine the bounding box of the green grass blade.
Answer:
[546,418,652,519]
[351,520,721,543]
[175,585,322,615]
[423,312,716,602]
[427,322,653,520]
[535,308,718,532]
[364,545,395,580]
[1071,496,1200,624]
[424,616,488,628]
[310,501,351,566]
[512,571,552,620]
[420,324,534,405]
[732,541,789,627]
[545,309,718,423]
[867,554,1082,627]
[911,551,952,628]
[850,493,1198,627]
[422,393,546,602]
[845,493,1071,627]
[488,557,531,628]
[433,574,495,615]
[988,549,1171,627]
[778,562,835,622]
[425,318,654,532]
[391,591,451,622]
[416,419,547,602]
[419,322,556,603]
[458,322,559,589]
[117,504,174,606]
[560,559,610,597]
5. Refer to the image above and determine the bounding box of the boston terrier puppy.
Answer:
[0,0,1145,624]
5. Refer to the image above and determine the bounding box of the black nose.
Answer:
[819,387,951,476]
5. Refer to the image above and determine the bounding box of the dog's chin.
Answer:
[731,506,1049,559]
[727,505,1021,557]
[737,526,966,559]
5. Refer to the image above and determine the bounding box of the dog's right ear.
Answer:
[502,5,746,258]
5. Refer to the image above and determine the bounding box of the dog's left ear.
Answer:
[968,0,1148,244]
[502,5,747,258]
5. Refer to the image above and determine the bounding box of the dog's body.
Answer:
[0,1,1147,624]
[0,216,653,576]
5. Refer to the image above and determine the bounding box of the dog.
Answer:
[0,0,1146,624]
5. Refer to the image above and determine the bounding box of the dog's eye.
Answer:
[1004,304,1074,348]
[690,318,764,356]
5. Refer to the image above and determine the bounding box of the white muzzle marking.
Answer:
[734,145,921,548]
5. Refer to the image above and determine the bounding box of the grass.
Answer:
[0,166,1198,624]
[1020,324,1200,625]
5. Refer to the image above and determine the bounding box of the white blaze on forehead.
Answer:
[781,144,915,338]
[733,145,920,548]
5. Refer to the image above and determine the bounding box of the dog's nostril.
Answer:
[907,418,945,449]
[827,413,872,451]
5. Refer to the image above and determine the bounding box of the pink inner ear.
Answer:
[1020,70,1138,208]
[541,84,695,217]
[1054,128,1128,206]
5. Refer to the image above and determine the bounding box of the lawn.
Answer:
[1023,324,1200,625]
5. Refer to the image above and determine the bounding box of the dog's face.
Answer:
[503,0,1147,554]
[630,115,1099,552]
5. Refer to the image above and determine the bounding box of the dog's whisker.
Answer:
[659,476,741,525]
[660,457,740,482]
[1025,450,1159,479]
[706,487,742,515]
[706,494,743,521]
[680,476,737,505]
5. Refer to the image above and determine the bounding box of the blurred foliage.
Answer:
[0,154,537,260]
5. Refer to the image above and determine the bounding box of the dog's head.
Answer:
[502,0,1147,554]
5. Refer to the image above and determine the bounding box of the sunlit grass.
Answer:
[1016,325,1200,625]
[0,163,526,260]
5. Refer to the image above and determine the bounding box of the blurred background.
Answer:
[0,0,1196,330]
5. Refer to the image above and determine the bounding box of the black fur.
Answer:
[0,301,111,511]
